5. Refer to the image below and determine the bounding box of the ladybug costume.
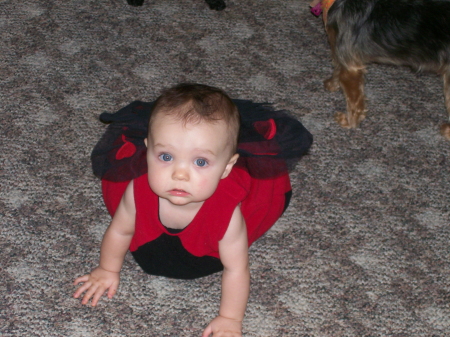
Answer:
[92,100,312,279]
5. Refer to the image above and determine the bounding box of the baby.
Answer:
[73,83,312,336]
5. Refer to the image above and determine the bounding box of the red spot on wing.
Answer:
[253,118,276,140]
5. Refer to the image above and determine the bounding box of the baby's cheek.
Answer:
[148,169,166,190]
[197,177,217,194]
[197,177,211,189]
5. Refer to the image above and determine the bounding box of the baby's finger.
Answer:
[81,283,99,305]
[107,283,118,299]
[91,285,108,306]
[201,326,212,337]
[73,281,92,299]
[73,275,89,285]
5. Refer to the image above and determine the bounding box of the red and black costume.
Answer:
[92,100,312,279]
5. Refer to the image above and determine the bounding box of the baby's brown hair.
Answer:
[149,83,240,152]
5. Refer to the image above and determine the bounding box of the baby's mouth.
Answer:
[169,189,189,196]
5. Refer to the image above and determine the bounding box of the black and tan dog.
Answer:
[314,0,450,139]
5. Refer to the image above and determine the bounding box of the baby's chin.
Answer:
[162,196,206,208]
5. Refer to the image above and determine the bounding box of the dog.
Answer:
[127,0,226,10]
[312,0,450,139]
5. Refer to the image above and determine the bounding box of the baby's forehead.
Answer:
[150,111,229,130]
[149,114,234,152]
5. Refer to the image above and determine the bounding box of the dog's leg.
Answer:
[335,66,366,128]
[440,71,450,140]
[324,27,341,92]
[325,64,341,92]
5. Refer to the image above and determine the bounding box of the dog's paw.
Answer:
[324,77,340,92]
[440,123,450,140]
[334,112,352,128]
[334,111,366,129]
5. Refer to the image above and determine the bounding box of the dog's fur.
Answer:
[127,0,226,10]
[323,0,450,139]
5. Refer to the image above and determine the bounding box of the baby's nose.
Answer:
[172,165,189,181]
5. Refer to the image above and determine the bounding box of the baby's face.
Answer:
[146,113,238,207]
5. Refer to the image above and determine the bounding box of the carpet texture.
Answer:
[1,0,449,336]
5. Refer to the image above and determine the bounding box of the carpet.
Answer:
[1,0,449,336]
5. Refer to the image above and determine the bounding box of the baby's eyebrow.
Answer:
[194,148,216,156]
[153,143,217,156]
[153,143,173,149]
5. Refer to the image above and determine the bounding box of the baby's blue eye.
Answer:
[159,153,172,162]
[195,158,208,167]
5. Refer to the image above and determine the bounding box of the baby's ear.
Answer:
[144,138,148,147]
[221,153,239,179]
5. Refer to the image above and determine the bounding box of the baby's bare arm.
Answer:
[97,182,136,273]
[202,206,250,337]
[73,182,136,306]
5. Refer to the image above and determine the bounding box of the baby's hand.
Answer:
[73,267,120,306]
[202,315,242,337]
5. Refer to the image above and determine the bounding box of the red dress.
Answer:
[93,100,312,279]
